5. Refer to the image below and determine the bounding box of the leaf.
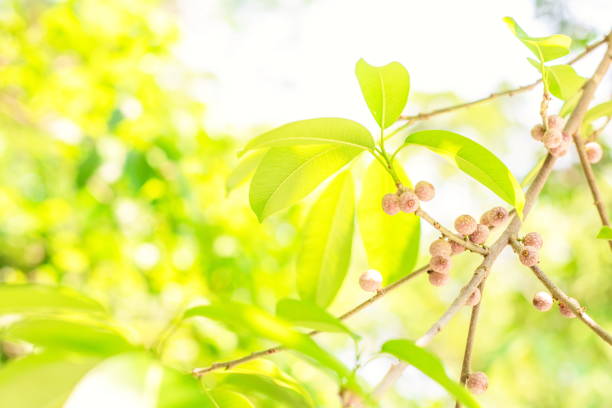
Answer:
[276,298,358,339]
[581,101,612,136]
[527,60,585,100]
[0,351,103,408]
[403,130,525,216]
[596,226,612,239]
[240,118,374,155]
[559,89,582,118]
[249,145,362,221]
[503,17,571,62]
[357,161,420,284]
[296,171,355,308]
[355,59,410,129]
[219,374,312,408]
[185,302,352,379]
[382,340,481,408]
[208,389,254,408]
[4,317,134,356]
[226,150,266,192]
[0,284,106,316]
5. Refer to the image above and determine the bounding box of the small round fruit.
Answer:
[382,194,400,215]
[455,215,477,236]
[523,232,543,249]
[465,288,481,306]
[430,255,451,274]
[399,191,420,213]
[415,181,435,201]
[469,224,489,245]
[359,269,383,292]
[450,240,466,255]
[429,239,452,257]
[487,207,508,228]
[532,291,553,311]
[547,115,565,130]
[549,143,568,157]
[479,211,492,227]
[428,271,450,286]
[585,142,603,164]
[530,124,545,141]
[519,245,539,267]
[559,298,578,318]
[543,129,563,149]
[466,372,488,395]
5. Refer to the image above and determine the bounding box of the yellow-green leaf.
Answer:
[276,298,358,339]
[0,284,106,316]
[504,17,571,62]
[226,150,266,192]
[596,226,612,240]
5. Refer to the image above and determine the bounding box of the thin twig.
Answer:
[191,265,429,376]
[416,208,488,255]
[509,238,612,345]
[398,36,608,122]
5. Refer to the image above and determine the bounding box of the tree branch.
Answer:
[416,208,488,255]
[191,265,429,377]
[509,238,612,346]
[398,36,608,122]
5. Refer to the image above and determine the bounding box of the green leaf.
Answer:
[382,340,481,408]
[581,101,612,136]
[185,302,352,379]
[219,373,312,408]
[528,60,585,100]
[559,89,582,118]
[403,130,525,216]
[240,118,374,155]
[296,171,355,308]
[0,351,103,408]
[208,389,254,408]
[355,59,410,129]
[357,161,420,284]
[4,317,134,356]
[276,298,358,339]
[0,284,106,316]
[226,150,266,192]
[596,226,612,239]
[249,145,362,221]
[503,17,571,62]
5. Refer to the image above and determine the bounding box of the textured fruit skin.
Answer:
[531,124,545,141]
[469,224,489,245]
[559,298,578,318]
[465,288,481,306]
[399,191,419,213]
[523,232,543,249]
[466,372,488,395]
[543,129,563,149]
[429,239,452,257]
[585,142,603,163]
[382,194,400,215]
[415,181,435,201]
[359,269,382,292]
[430,255,451,274]
[479,211,492,227]
[532,291,553,311]
[547,115,565,130]
[519,245,539,267]
[428,271,450,286]
[450,240,466,255]
[487,207,508,228]
[549,143,568,157]
[455,215,477,236]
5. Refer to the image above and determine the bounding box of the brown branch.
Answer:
[192,265,429,377]
[509,238,612,345]
[371,36,612,401]
[398,36,608,122]
[416,208,488,255]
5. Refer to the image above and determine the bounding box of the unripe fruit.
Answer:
[532,291,553,311]
[523,232,543,249]
[561,131,571,144]
[549,143,568,157]
[469,224,489,245]
[455,215,477,236]
[479,211,492,227]
[530,124,545,141]
[465,288,481,306]
[359,269,383,292]
[466,372,488,395]
[543,129,563,149]
[415,181,435,201]
[585,142,603,164]
[429,239,452,257]
[382,194,400,215]
[430,255,451,274]
[450,240,466,255]
[487,207,508,228]
[519,245,539,267]
[428,271,450,286]
[547,115,565,130]
[559,298,578,318]
[399,191,419,213]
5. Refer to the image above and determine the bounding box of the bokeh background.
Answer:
[0,0,611,406]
